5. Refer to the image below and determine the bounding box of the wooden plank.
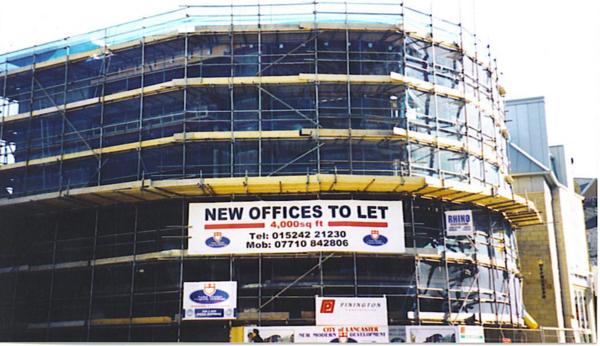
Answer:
[90,316,172,326]
[1,74,505,125]
[0,127,503,172]
[237,312,289,321]
[0,173,542,227]
[0,24,492,79]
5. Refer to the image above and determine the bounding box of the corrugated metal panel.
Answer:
[505,97,551,170]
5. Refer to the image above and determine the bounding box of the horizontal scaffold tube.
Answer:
[0,248,519,275]
[0,128,504,172]
[1,25,493,78]
[1,73,505,130]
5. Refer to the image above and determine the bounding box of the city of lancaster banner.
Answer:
[241,325,390,343]
[188,200,404,255]
[182,281,237,320]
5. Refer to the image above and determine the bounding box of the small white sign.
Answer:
[445,210,474,236]
[458,326,485,343]
[182,281,237,320]
[405,325,485,343]
[316,297,388,326]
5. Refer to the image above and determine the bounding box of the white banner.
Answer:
[316,297,388,326]
[243,326,295,343]
[405,326,485,343]
[457,326,485,343]
[405,326,457,343]
[182,281,237,320]
[188,200,404,255]
[445,210,474,236]
[243,325,389,343]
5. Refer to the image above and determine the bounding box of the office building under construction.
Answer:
[0,1,543,341]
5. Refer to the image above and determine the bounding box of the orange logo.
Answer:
[320,299,335,313]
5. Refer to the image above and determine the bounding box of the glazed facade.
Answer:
[0,1,537,341]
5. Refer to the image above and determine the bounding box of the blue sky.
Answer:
[1,0,598,177]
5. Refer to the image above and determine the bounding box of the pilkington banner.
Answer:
[188,200,404,255]
[316,297,388,326]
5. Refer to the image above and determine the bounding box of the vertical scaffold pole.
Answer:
[86,210,100,341]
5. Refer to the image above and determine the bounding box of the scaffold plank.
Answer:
[0,174,543,227]
[90,316,173,326]
[0,128,502,172]
[0,25,487,79]
[0,74,506,125]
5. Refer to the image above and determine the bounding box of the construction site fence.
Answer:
[482,326,594,343]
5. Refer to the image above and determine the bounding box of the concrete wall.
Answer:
[551,185,594,334]
[549,145,575,190]
[512,175,565,328]
[513,174,596,341]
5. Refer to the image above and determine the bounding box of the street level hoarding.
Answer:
[405,326,457,343]
[188,200,404,255]
[445,210,474,236]
[405,325,485,343]
[316,296,388,326]
[182,281,237,320]
[457,326,485,343]
[242,325,389,343]
[388,326,407,343]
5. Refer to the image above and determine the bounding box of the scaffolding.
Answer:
[0,1,513,204]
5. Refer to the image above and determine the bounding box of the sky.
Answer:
[0,0,598,177]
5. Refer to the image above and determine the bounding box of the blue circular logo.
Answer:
[363,233,388,246]
[190,289,229,304]
[206,236,231,248]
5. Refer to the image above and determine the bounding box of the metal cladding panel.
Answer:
[549,145,573,189]
[505,97,551,171]
[508,144,546,175]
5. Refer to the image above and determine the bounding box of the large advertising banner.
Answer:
[243,325,389,343]
[316,297,388,326]
[188,200,404,255]
[182,281,237,320]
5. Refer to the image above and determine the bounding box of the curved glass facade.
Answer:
[0,1,528,342]
[0,196,523,341]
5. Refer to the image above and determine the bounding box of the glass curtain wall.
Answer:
[0,27,508,198]
[0,196,523,341]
